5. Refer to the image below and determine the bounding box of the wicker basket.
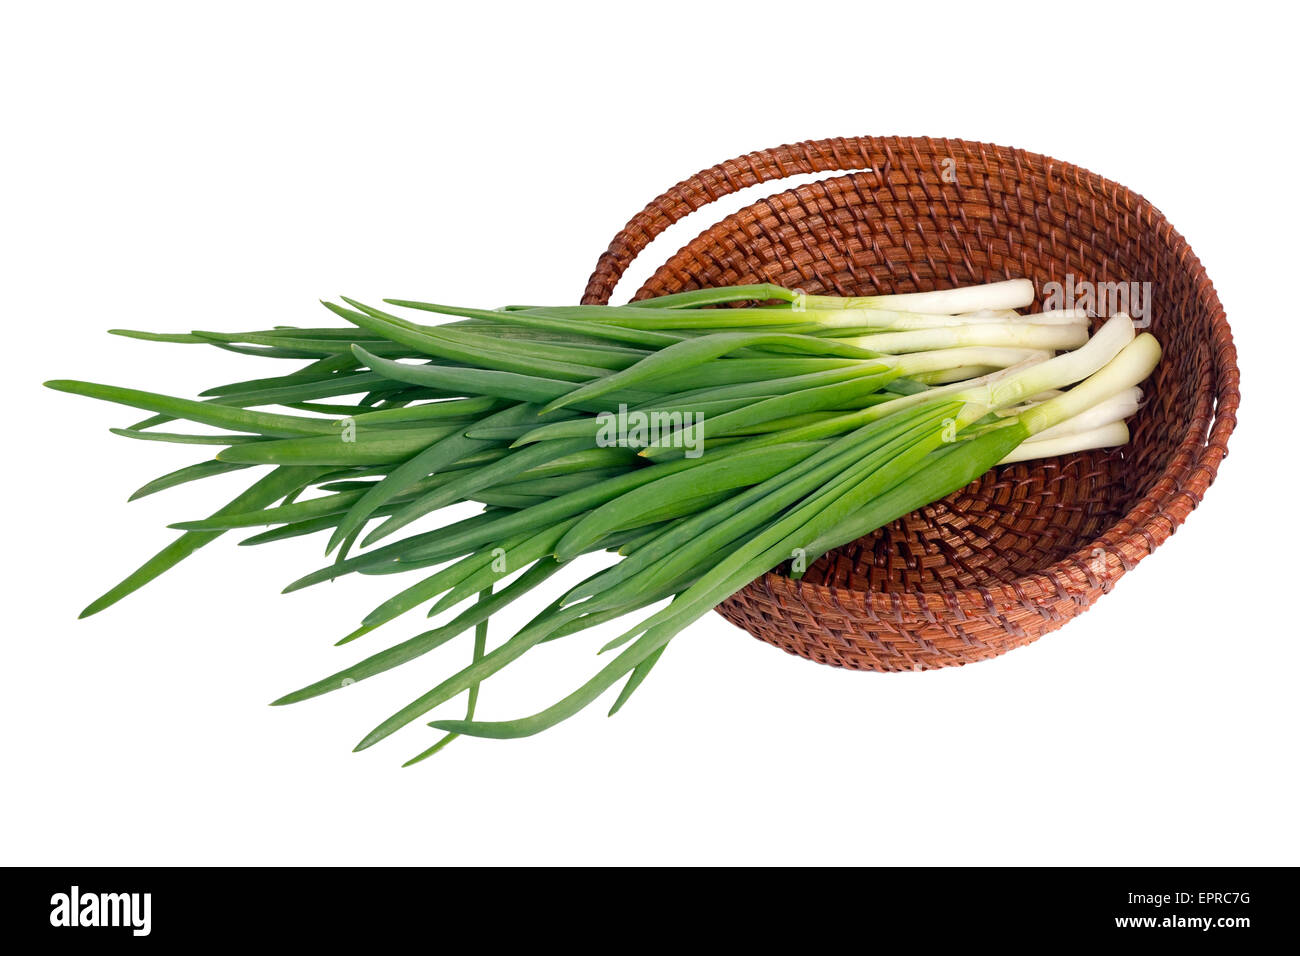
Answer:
[582,136,1238,672]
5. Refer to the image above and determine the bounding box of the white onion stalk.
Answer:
[802,278,1034,314]
[889,346,1052,375]
[967,336,1158,465]
[909,365,1000,385]
[953,313,1136,411]
[990,390,1067,418]
[853,355,1054,423]
[1017,335,1161,438]
[847,322,1087,354]
[815,307,1088,332]
[1028,387,1142,442]
[956,309,1022,321]
[998,422,1131,464]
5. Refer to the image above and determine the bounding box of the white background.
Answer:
[2,2,1295,866]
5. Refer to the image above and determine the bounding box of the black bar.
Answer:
[6,867,1288,944]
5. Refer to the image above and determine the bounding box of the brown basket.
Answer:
[583,136,1237,672]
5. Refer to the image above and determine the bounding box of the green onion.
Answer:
[46,278,1159,764]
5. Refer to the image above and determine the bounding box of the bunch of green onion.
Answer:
[46,278,1160,763]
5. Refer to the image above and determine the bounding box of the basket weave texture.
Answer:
[582,136,1237,672]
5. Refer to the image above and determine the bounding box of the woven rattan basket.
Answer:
[582,136,1238,672]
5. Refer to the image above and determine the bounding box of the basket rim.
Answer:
[582,136,1239,614]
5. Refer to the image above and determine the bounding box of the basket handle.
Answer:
[581,137,882,305]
